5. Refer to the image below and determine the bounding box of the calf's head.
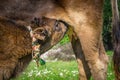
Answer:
[31,17,68,54]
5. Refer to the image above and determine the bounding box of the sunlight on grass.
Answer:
[11,61,79,80]
[11,51,115,80]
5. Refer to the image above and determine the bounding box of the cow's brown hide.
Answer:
[0,0,119,80]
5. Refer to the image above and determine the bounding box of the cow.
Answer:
[0,0,119,80]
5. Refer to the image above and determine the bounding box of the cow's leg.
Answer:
[12,54,32,78]
[99,38,109,79]
[0,54,31,80]
[69,1,108,79]
[74,26,108,80]
[0,71,3,80]
[70,34,91,80]
[0,58,17,80]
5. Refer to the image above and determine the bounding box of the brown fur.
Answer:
[0,17,32,80]
[0,16,67,80]
[0,0,119,80]
[111,0,120,80]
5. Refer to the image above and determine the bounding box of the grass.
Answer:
[11,51,115,80]
[59,34,70,45]
[11,61,79,80]
[106,51,115,80]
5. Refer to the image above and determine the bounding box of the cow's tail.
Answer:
[111,0,120,79]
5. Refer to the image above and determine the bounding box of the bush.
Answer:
[103,0,120,50]
[59,34,70,45]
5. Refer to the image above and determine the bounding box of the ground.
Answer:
[11,50,114,80]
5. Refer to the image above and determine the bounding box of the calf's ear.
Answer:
[54,20,67,32]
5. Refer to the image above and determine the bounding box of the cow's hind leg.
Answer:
[99,38,109,79]
[70,34,91,80]
[75,28,108,80]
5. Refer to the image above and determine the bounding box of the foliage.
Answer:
[59,34,70,45]
[103,0,112,50]
[103,0,120,50]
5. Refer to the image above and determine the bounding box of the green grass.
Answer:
[11,61,79,80]
[106,51,115,80]
[59,34,70,45]
[11,51,115,80]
